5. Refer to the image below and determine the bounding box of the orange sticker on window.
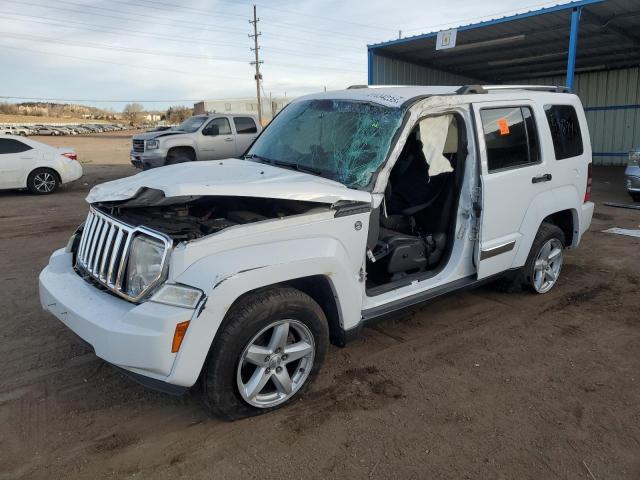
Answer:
[497,118,510,135]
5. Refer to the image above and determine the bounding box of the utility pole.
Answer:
[249,5,263,124]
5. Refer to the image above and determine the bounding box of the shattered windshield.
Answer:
[175,116,207,133]
[246,99,405,189]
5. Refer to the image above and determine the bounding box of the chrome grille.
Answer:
[132,139,145,153]
[76,208,171,302]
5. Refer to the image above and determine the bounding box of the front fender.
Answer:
[166,235,365,387]
[162,137,198,156]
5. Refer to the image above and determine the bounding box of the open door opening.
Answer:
[366,113,468,295]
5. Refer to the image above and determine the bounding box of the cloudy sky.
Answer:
[0,0,574,111]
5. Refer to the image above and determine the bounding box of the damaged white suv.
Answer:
[40,85,594,419]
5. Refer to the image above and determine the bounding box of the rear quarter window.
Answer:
[544,105,583,160]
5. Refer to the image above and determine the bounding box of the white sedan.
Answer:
[0,135,83,194]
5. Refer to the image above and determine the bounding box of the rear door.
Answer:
[0,138,35,188]
[472,101,552,278]
[232,116,259,156]
[199,117,236,160]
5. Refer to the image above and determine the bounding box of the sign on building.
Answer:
[436,29,457,50]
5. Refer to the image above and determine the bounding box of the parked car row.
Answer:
[0,123,131,137]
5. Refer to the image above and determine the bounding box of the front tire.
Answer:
[27,168,60,194]
[166,147,195,165]
[203,287,329,420]
[630,192,640,203]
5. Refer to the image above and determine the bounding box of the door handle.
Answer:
[532,173,552,184]
[224,137,233,142]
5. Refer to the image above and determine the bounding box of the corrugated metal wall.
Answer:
[520,68,640,166]
[371,52,639,166]
[370,53,478,86]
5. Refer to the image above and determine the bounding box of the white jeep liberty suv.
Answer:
[40,85,594,419]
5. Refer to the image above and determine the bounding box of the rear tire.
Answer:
[166,147,195,165]
[202,287,329,420]
[27,168,60,194]
[496,223,565,294]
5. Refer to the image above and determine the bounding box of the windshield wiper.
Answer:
[272,160,322,175]
[244,153,275,164]
[244,155,323,175]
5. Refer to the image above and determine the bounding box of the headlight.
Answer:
[629,150,640,167]
[125,234,166,298]
[146,139,159,150]
[151,284,203,309]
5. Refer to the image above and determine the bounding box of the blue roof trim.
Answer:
[367,0,605,50]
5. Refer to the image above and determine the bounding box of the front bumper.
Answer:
[130,150,167,170]
[624,166,640,193]
[39,248,197,386]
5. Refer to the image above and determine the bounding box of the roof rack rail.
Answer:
[347,84,369,89]
[456,85,487,95]
[457,85,571,94]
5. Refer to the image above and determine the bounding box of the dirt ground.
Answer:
[0,134,639,479]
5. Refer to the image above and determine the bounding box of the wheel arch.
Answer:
[167,145,197,160]
[27,166,61,186]
[543,208,577,248]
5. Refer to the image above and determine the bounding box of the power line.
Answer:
[0,12,363,61]
[0,12,242,50]
[0,42,249,79]
[0,95,204,103]
[13,0,247,37]
[0,32,365,73]
[256,2,396,32]
[401,0,575,33]
[0,32,245,63]
[11,0,366,52]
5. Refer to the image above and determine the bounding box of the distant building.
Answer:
[193,97,292,123]
[144,113,162,122]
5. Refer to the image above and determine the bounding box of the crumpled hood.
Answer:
[132,130,185,141]
[86,159,372,205]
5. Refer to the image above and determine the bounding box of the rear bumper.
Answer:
[60,161,83,184]
[39,249,197,385]
[580,201,594,237]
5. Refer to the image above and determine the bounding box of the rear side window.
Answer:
[0,138,32,154]
[234,117,258,134]
[544,105,583,160]
[480,107,539,172]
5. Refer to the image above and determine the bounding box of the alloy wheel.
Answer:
[33,172,56,193]
[532,238,563,293]
[236,319,315,408]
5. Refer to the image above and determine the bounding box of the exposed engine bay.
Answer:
[94,194,327,241]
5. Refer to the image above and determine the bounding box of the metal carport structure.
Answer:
[367,0,640,165]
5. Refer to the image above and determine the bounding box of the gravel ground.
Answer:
[0,134,638,479]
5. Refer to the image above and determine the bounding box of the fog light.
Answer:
[151,283,203,309]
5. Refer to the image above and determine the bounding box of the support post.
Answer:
[367,48,374,85]
[566,6,582,91]
[249,5,263,124]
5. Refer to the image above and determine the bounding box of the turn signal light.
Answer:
[171,321,190,353]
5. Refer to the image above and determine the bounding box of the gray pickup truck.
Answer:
[130,114,261,170]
